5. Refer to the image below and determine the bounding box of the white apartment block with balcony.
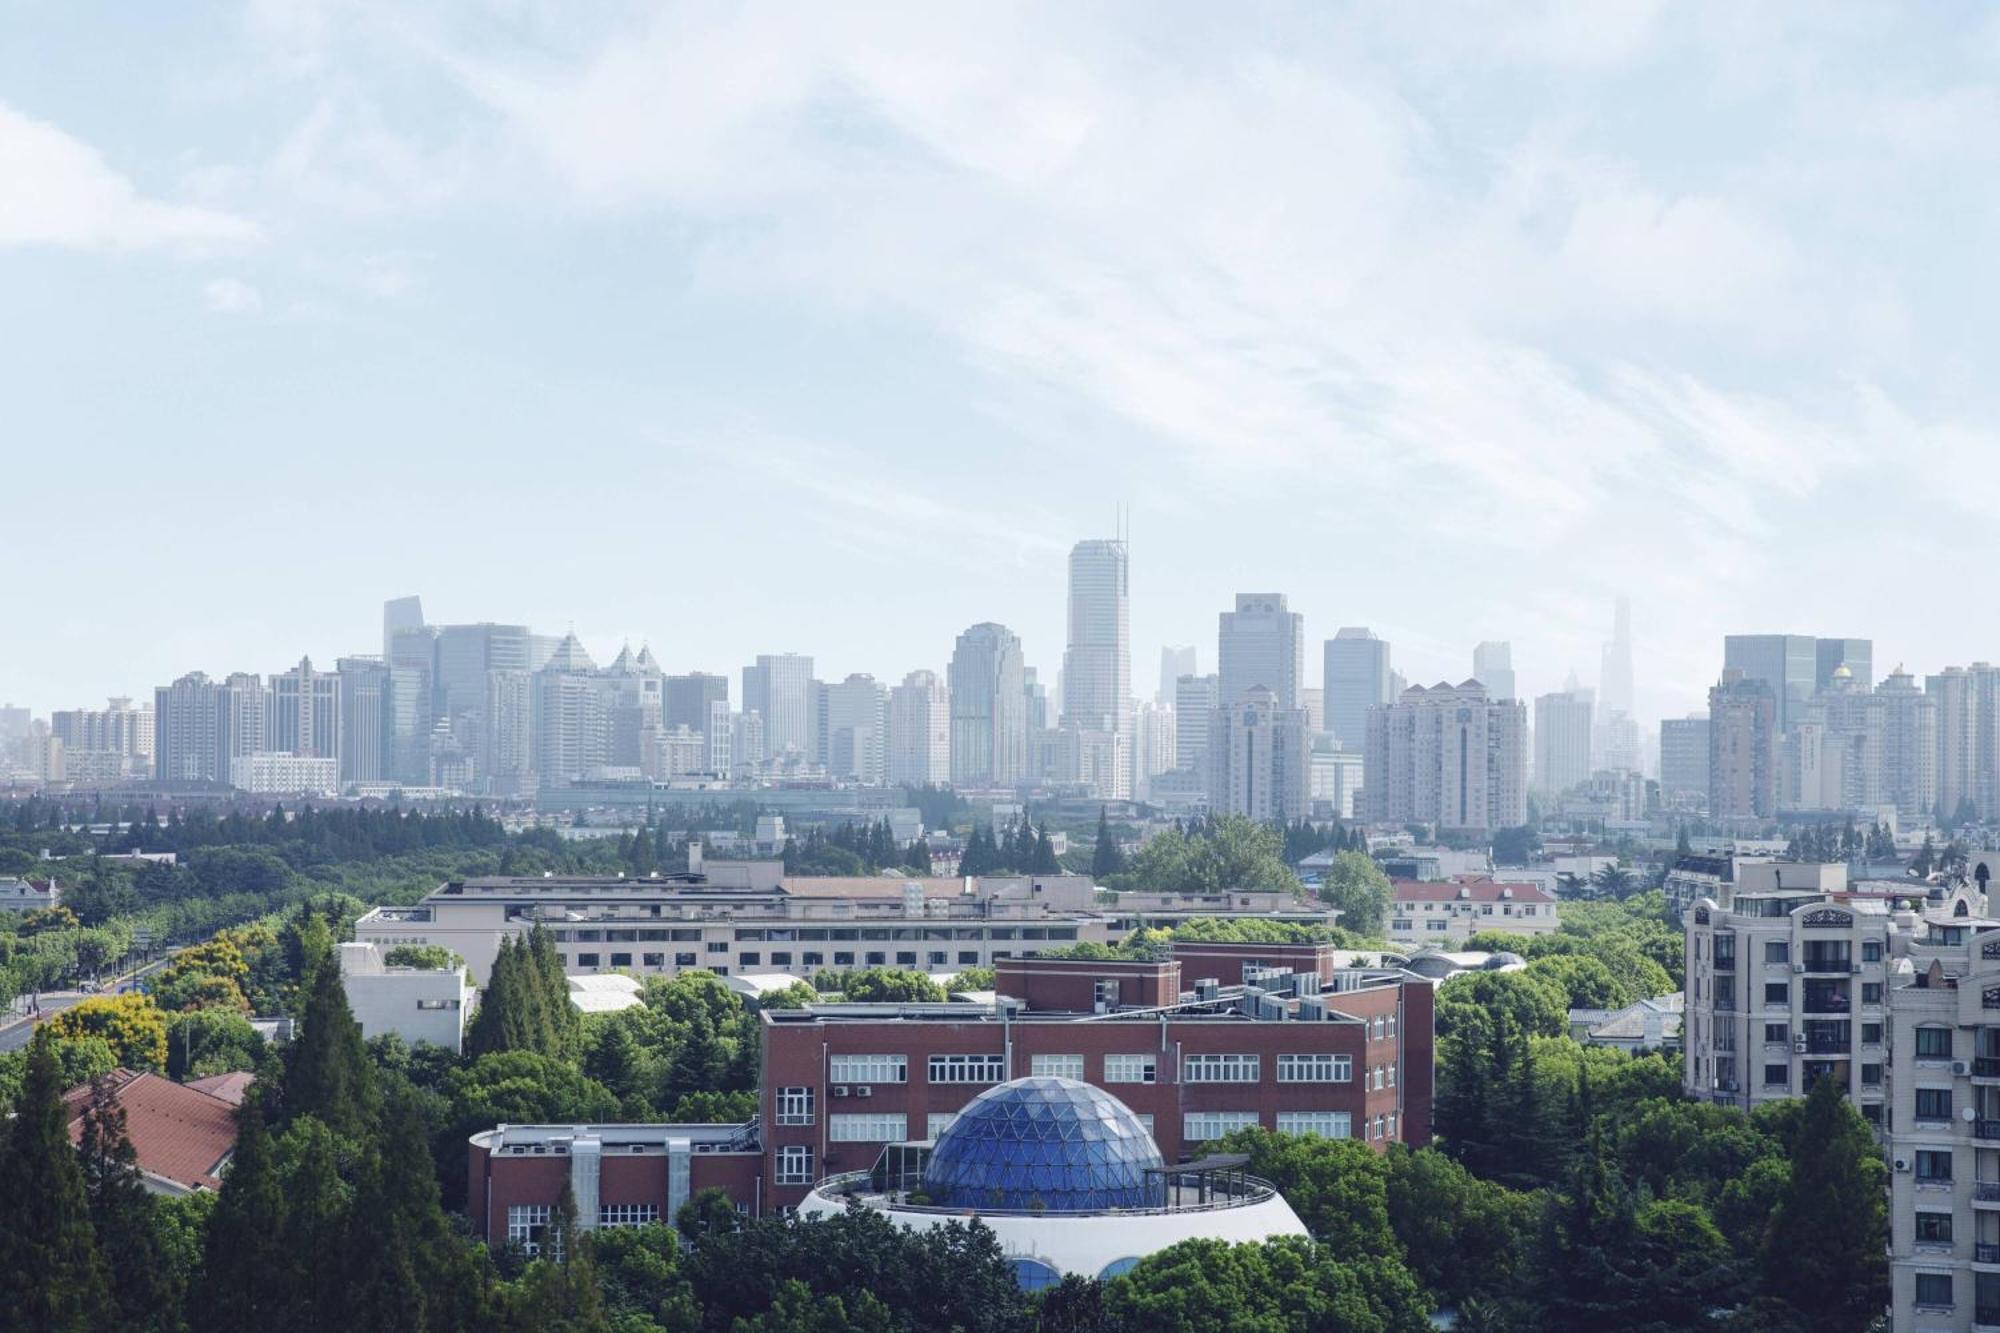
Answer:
[1684,873,1897,1120]
[1387,878,1558,949]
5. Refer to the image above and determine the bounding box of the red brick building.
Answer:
[466,943,1433,1230]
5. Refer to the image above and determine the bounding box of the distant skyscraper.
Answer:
[484,668,535,792]
[824,673,888,783]
[1134,701,1177,802]
[1364,681,1527,834]
[217,672,268,776]
[1816,638,1874,693]
[336,657,389,784]
[1658,715,1711,806]
[1175,673,1220,777]
[51,698,152,777]
[1473,642,1515,702]
[1208,687,1311,822]
[1709,669,1777,822]
[948,623,1027,788]
[1219,594,1303,711]
[154,673,222,784]
[743,654,815,761]
[270,656,340,761]
[1599,599,1634,721]
[433,623,531,785]
[1723,635,1817,735]
[1157,646,1198,708]
[665,673,730,735]
[1534,687,1595,796]
[1062,539,1131,736]
[888,670,950,788]
[532,633,605,786]
[602,645,663,769]
[382,596,425,661]
[1324,629,1390,749]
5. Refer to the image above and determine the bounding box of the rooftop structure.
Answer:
[337,941,471,1053]
[797,1076,1307,1285]
[63,1070,238,1194]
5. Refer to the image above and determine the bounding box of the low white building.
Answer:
[1387,877,1559,948]
[0,877,59,911]
[231,752,340,795]
[336,941,470,1053]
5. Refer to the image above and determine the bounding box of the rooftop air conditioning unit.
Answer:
[855,1086,873,1099]
[832,1085,851,1098]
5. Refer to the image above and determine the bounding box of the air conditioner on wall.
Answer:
[832,1085,851,1097]
[855,1086,873,1099]
[1954,1061,1971,1076]
[1894,1157,1911,1172]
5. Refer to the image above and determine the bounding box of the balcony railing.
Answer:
[1802,957,1853,974]
[1975,1181,2000,1203]
[1975,1307,2000,1330]
[1979,1243,2000,1264]
[1977,1057,2000,1078]
[1976,1120,2000,1141]
[1805,1040,1851,1055]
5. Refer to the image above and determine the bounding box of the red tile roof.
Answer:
[185,1070,255,1107]
[1392,876,1555,905]
[63,1070,239,1192]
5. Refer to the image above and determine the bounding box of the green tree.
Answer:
[1762,1075,1887,1331]
[1524,954,1622,1011]
[1318,850,1392,938]
[282,954,378,1138]
[1105,1235,1427,1333]
[197,1093,293,1331]
[0,1029,111,1332]
[1090,807,1126,879]
[1383,1146,1534,1307]
[77,1075,174,1331]
[675,1187,743,1247]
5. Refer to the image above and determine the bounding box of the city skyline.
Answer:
[11,8,2000,727]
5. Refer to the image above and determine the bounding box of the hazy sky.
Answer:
[7,2,2000,723]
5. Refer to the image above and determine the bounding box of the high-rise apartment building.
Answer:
[665,673,730,736]
[1709,670,1777,822]
[533,634,607,787]
[1219,594,1303,711]
[217,673,268,775]
[154,674,221,784]
[50,698,153,776]
[1157,645,1197,708]
[1324,628,1391,750]
[1134,701,1177,803]
[1876,668,1939,823]
[1061,539,1132,797]
[823,674,888,784]
[1473,642,1516,703]
[1174,673,1220,778]
[1207,687,1311,822]
[602,646,664,770]
[1928,664,2000,822]
[1364,681,1527,834]
[887,670,950,788]
[270,657,341,761]
[948,623,1027,789]
[1658,716,1711,807]
[743,654,815,762]
[484,669,535,793]
[1816,637,1874,692]
[1533,688,1595,796]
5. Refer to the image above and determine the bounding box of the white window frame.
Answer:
[1184,1111,1259,1142]
[925,1112,958,1140]
[1182,1053,1260,1084]
[776,1086,815,1126]
[1276,1111,1351,1138]
[1103,1053,1157,1084]
[1277,1053,1351,1083]
[1030,1054,1085,1079]
[598,1203,660,1228]
[508,1204,550,1255]
[829,1113,908,1143]
[776,1145,814,1185]
[928,1053,1006,1084]
[829,1054,907,1084]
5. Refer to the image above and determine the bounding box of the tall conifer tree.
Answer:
[0,1029,111,1333]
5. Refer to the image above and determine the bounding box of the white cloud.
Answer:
[203,277,263,314]
[0,102,258,251]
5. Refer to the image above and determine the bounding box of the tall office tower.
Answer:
[742,654,815,761]
[1219,593,1303,712]
[382,596,425,661]
[1658,716,1711,806]
[1595,711,1643,775]
[1157,646,1198,708]
[434,623,531,781]
[336,658,389,784]
[384,664,433,785]
[154,673,223,783]
[1363,681,1527,834]
[1874,667,1938,823]
[602,645,664,769]
[948,623,1027,789]
[1927,664,2000,822]
[665,673,730,735]
[1533,688,1595,795]
[1174,673,1220,776]
[1599,599,1634,721]
[887,670,950,788]
[1206,687,1311,822]
[1062,538,1132,747]
[485,669,535,791]
[704,700,735,778]
[270,657,341,761]
[1473,642,1516,702]
[823,674,888,783]
[0,705,28,746]
[1324,628,1391,750]
[1301,688,1324,734]
[527,635,561,672]
[1708,670,1777,822]
[1723,635,1817,735]
[532,633,606,787]
[1816,638,1874,692]
[730,710,764,777]
[1134,701,1177,802]
[217,673,268,775]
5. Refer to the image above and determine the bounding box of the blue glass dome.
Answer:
[921,1076,1163,1212]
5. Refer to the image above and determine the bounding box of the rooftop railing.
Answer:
[808,1170,1281,1218]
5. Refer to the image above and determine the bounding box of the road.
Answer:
[0,954,178,1052]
